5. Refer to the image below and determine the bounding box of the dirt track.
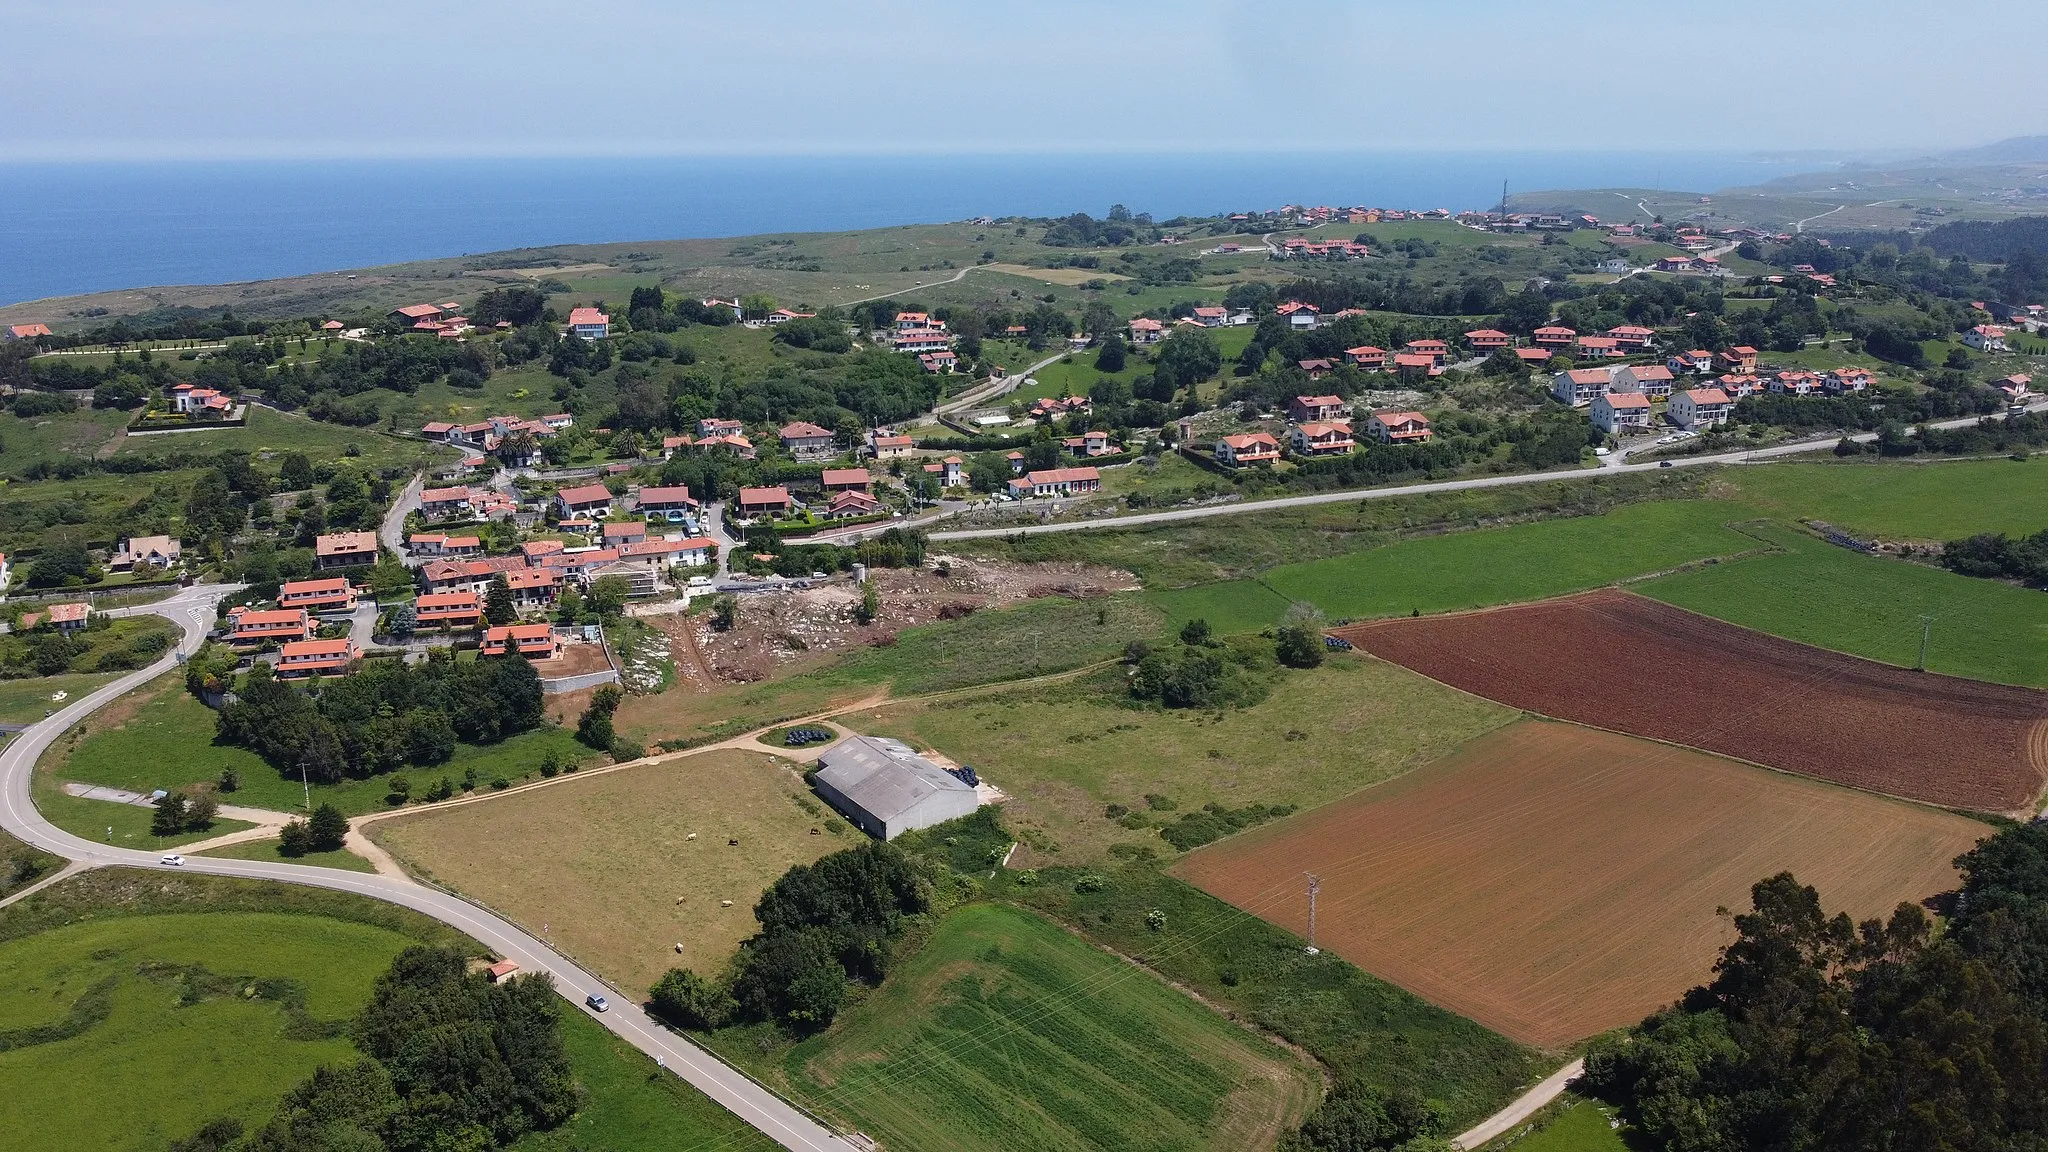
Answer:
[1175,722,1989,1048]
[1335,590,2048,814]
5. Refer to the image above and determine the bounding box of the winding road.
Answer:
[0,584,856,1152]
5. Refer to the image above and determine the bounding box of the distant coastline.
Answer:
[0,151,1816,307]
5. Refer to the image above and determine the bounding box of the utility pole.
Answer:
[1917,614,1934,672]
[1304,873,1322,955]
[300,762,311,811]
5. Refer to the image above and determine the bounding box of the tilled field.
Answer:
[1175,722,1990,1048]
[1334,590,2048,813]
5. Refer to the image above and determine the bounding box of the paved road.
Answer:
[930,401,2048,542]
[0,584,857,1152]
[1453,1059,1585,1150]
[380,471,424,560]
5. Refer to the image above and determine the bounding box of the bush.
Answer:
[648,967,735,1030]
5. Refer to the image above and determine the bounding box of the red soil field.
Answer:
[1334,590,2048,813]
[1175,722,1990,1048]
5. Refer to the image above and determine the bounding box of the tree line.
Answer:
[215,654,545,784]
[1582,822,2048,1151]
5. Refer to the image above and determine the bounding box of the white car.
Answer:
[160,854,185,867]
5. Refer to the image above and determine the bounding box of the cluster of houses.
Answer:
[1549,350,1885,433]
[420,412,576,468]
[1210,393,1433,468]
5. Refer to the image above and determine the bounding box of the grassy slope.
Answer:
[861,655,1514,865]
[1641,521,2048,687]
[1509,1099,1631,1152]
[0,827,64,900]
[0,672,127,726]
[0,912,414,1151]
[1150,499,1764,632]
[0,870,772,1152]
[192,836,379,873]
[1724,457,2048,540]
[776,903,1318,1152]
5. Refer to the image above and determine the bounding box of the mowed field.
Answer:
[777,903,1319,1152]
[1175,722,1990,1048]
[859,654,1514,864]
[373,749,838,995]
[1337,591,2048,813]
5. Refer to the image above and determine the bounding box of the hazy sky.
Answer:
[3,0,2039,161]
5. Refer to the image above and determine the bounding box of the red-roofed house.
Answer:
[554,483,615,519]
[276,638,358,678]
[1390,352,1443,376]
[779,421,836,460]
[314,531,378,570]
[1297,358,1333,379]
[1998,374,2033,403]
[1287,395,1346,423]
[1403,338,1450,364]
[414,591,484,630]
[1592,391,1653,434]
[1189,306,1228,328]
[390,303,446,325]
[868,432,914,460]
[230,607,313,645]
[1288,421,1355,456]
[1213,432,1282,467]
[1964,325,2010,352]
[737,486,793,517]
[1670,387,1733,429]
[827,490,884,518]
[1552,367,1613,406]
[482,623,560,659]
[1668,350,1715,374]
[1344,346,1387,370]
[568,308,610,340]
[1128,317,1165,345]
[1719,346,1758,373]
[503,568,561,607]
[1607,325,1656,349]
[820,468,871,493]
[418,486,473,520]
[36,602,91,634]
[6,323,54,341]
[1614,364,1675,398]
[1006,467,1102,498]
[1365,411,1432,444]
[633,485,699,519]
[602,521,648,545]
[1574,335,1624,359]
[1825,367,1874,394]
[1464,329,1512,351]
[1533,326,1577,349]
[279,578,358,614]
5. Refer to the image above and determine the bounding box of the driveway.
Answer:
[380,472,424,562]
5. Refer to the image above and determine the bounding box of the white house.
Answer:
[1669,387,1733,430]
[568,308,610,340]
[1551,367,1613,407]
[1614,364,1675,398]
[1213,432,1282,467]
[1963,325,2009,352]
[1592,391,1653,434]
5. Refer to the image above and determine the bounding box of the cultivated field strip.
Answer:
[1335,590,2048,813]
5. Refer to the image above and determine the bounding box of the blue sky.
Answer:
[2,0,2040,160]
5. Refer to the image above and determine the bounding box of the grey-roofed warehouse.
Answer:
[812,735,979,840]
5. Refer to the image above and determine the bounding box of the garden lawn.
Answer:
[855,652,1516,865]
[1724,457,2048,541]
[0,912,413,1152]
[1642,521,2048,688]
[777,903,1319,1152]
[1258,499,1763,622]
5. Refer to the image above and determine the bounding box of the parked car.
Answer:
[585,993,610,1013]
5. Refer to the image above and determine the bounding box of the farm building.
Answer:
[811,736,979,840]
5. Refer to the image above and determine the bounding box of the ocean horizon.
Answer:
[0,151,1820,309]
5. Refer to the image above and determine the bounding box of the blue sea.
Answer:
[0,152,1819,308]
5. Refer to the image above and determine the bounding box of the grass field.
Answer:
[374,749,838,995]
[30,771,256,849]
[855,652,1515,865]
[774,903,1318,1152]
[192,835,379,872]
[1506,1100,1630,1152]
[0,911,414,1151]
[0,871,769,1152]
[1642,521,2048,688]
[1175,721,1990,1047]
[0,671,126,725]
[1723,457,2048,540]
[38,671,595,829]
[1206,499,1765,627]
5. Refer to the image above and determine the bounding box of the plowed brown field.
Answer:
[1333,590,2048,813]
[1175,722,1989,1047]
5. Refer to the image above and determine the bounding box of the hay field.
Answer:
[373,749,840,994]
